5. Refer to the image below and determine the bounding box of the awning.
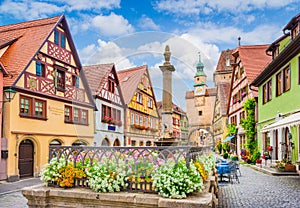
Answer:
[261,112,300,133]
[222,135,236,143]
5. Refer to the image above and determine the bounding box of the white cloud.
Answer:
[154,0,299,15]
[91,13,134,36]
[62,0,120,11]
[79,39,135,70]
[139,15,160,30]
[0,0,63,19]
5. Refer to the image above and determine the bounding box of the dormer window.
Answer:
[54,29,66,49]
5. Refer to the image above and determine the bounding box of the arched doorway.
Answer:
[101,138,110,146]
[18,139,34,178]
[146,141,151,146]
[113,139,120,146]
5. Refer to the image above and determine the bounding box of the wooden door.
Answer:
[18,139,34,178]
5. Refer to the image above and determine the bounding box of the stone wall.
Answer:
[23,172,219,208]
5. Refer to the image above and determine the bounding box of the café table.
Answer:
[216,161,230,182]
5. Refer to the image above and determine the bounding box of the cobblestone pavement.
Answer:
[218,165,300,208]
[0,191,27,208]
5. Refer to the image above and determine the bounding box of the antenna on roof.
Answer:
[238,37,241,46]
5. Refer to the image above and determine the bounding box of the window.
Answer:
[131,113,134,125]
[20,95,46,119]
[65,106,71,121]
[72,75,79,88]
[198,111,202,116]
[276,66,290,96]
[135,114,139,124]
[54,29,66,48]
[139,115,143,125]
[36,62,45,77]
[101,104,121,123]
[148,98,153,108]
[137,92,143,104]
[284,67,290,92]
[20,96,31,115]
[56,67,66,91]
[64,106,88,125]
[239,111,245,124]
[108,79,115,93]
[276,72,282,96]
[74,108,79,122]
[263,79,272,104]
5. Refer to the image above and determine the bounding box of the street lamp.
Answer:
[3,88,16,102]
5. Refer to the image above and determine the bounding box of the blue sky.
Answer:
[1,0,300,110]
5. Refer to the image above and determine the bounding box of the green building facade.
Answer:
[252,13,300,164]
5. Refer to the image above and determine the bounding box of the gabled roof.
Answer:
[232,44,271,84]
[83,63,114,95]
[215,49,234,72]
[0,15,71,87]
[117,65,148,105]
[217,82,230,115]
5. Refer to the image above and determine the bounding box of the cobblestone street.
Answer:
[218,165,300,208]
[0,191,27,208]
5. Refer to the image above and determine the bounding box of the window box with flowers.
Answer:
[132,124,146,130]
[101,116,116,125]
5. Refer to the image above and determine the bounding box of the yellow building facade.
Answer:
[118,66,160,146]
[1,15,95,181]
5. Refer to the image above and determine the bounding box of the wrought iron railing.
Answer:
[48,146,212,193]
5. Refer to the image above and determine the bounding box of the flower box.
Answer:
[284,164,296,172]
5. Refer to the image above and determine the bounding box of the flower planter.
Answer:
[284,164,296,172]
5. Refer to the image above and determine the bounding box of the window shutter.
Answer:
[61,33,66,48]
[54,30,59,45]
[36,62,42,76]
[75,76,80,88]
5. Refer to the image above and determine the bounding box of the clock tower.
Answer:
[194,53,207,96]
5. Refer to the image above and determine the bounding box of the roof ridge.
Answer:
[0,15,61,33]
[118,65,147,74]
[83,63,114,67]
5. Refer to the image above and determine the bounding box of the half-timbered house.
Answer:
[227,45,271,157]
[117,65,159,146]
[84,64,125,146]
[0,15,95,181]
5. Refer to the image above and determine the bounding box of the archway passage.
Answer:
[101,138,110,146]
[18,139,34,178]
[113,139,120,146]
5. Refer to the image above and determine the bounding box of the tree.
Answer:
[241,98,257,156]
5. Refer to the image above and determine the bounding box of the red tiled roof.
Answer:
[217,82,230,115]
[0,15,62,86]
[117,65,147,105]
[232,45,272,84]
[83,63,114,95]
